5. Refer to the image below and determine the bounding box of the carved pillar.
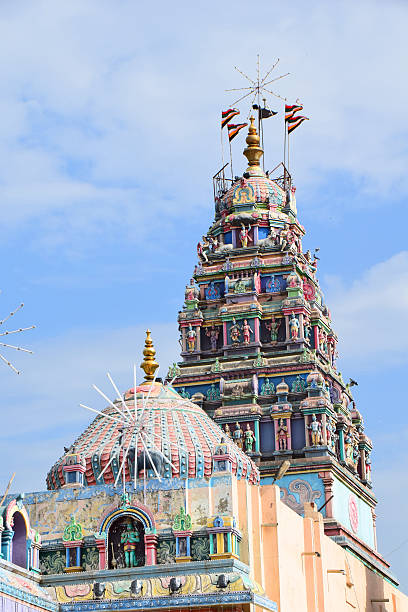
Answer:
[319,472,334,518]
[371,509,377,550]
[95,538,106,570]
[181,327,187,352]
[286,418,292,450]
[321,413,327,445]
[298,313,304,340]
[284,315,290,342]
[254,419,260,453]
[313,326,319,351]
[253,225,259,245]
[144,533,158,565]
[1,529,13,562]
[254,318,260,343]
[196,324,202,352]
[337,424,346,462]
[223,321,228,346]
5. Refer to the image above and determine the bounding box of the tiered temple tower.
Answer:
[170,116,378,562]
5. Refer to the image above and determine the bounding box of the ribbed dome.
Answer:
[221,166,285,210]
[46,381,259,489]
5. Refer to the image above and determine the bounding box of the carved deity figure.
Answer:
[224,424,231,438]
[120,521,140,568]
[186,324,197,352]
[365,454,372,481]
[344,430,354,461]
[233,422,244,449]
[277,418,288,451]
[239,224,252,248]
[304,319,311,343]
[242,319,254,345]
[318,329,328,354]
[224,274,230,294]
[260,377,274,396]
[206,324,220,351]
[266,316,279,343]
[209,236,218,252]
[289,313,300,341]
[230,318,241,344]
[244,424,255,453]
[308,414,322,446]
[279,223,290,251]
[197,235,210,262]
[185,278,198,302]
[234,277,247,293]
[326,418,336,451]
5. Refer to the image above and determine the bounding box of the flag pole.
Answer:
[229,137,234,180]
[220,125,225,170]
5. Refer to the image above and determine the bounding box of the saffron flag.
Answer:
[221,108,240,129]
[287,115,309,134]
[227,123,248,142]
[285,103,303,121]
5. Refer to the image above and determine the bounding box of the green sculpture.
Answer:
[173,506,192,531]
[120,520,140,567]
[63,516,83,542]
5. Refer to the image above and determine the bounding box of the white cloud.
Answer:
[0,1,407,249]
[326,251,408,369]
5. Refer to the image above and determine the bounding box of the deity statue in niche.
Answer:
[186,324,197,352]
[318,329,328,354]
[239,223,252,248]
[289,313,300,340]
[304,318,311,343]
[224,274,230,293]
[233,422,244,449]
[234,277,247,293]
[185,278,198,302]
[308,414,322,446]
[260,377,274,396]
[344,430,354,461]
[277,418,288,451]
[244,424,255,453]
[266,316,279,343]
[365,454,372,481]
[206,324,220,350]
[120,520,140,568]
[224,423,231,438]
[242,319,254,344]
[230,318,241,344]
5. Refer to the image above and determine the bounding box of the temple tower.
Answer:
[170,117,379,563]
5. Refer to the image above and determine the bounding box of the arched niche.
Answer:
[11,511,28,568]
[1,498,40,571]
[95,504,157,569]
[108,516,145,569]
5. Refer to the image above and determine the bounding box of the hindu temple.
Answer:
[1,115,407,612]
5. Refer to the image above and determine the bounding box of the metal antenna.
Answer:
[0,299,35,374]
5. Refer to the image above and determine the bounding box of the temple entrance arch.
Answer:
[107,516,145,569]
[11,511,27,569]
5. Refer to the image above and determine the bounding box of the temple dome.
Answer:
[46,380,259,490]
[221,169,285,211]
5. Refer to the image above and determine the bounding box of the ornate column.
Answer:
[144,533,158,565]
[223,321,228,346]
[254,318,260,343]
[318,472,334,518]
[1,529,14,562]
[95,537,106,570]
[337,423,346,462]
[254,419,260,453]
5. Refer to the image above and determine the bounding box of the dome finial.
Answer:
[243,116,263,168]
[140,329,159,383]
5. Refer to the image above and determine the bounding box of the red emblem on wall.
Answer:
[303,282,316,301]
[348,494,359,534]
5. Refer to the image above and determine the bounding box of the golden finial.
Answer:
[140,329,159,383]
[243,116,263,168]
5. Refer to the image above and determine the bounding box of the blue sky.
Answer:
[0,0,407,589]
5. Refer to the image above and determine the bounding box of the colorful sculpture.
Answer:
[244,424,255,453]
[289,313,300,341]
[308,414,322,446]
[230,318,241,344]
[186,324,197,352]
[239,224,252,247]
[206,324,220,350]
[120,520,140,568]
[233,422,244,449]
[242,319,253,344]
[266,317,279,343]
[277,418,288,451]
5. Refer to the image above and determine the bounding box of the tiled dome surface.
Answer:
[46,382,259,489]
[222,168,285,210]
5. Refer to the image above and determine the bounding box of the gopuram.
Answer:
[172,114,377,553]
[1,104,408,611]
